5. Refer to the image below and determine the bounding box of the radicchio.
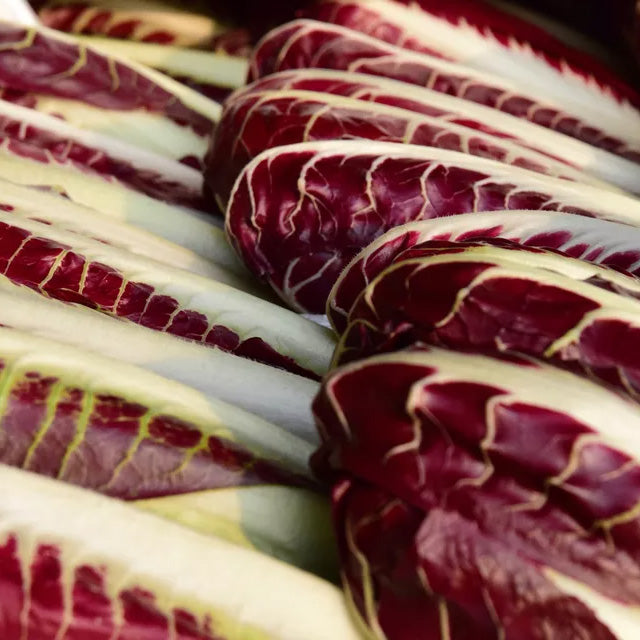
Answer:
[0,327,313,499]
[0,177,233,280]
[308,0,640,110]
[0,274,320,441]
[328,210,640,332]
[314,346,640,639]
[0,213,335,378]
[0,97,207,210]
[208,88,600,207]
[0,20,218,136]
[78,37,249,104]
[236,69,640,176]
[249,19,640,172]
[0,141,231,265]
[226,140,640,313]
[0,464,359,639]
[38,2,226,48]
[335,244,640,399]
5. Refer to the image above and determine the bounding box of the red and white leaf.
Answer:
[0,326,314,498]
[328,210,640,332]
[237,68,640,181]
[226,140,640,313]
[336,244,640,399]
[209,88,605,207]
[249,19,640,176]
[308,0,640,119]
[315,347,640,639]
[0,213,335,377]
[0,274,320,440]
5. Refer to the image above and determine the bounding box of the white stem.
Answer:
[80,36,250,88]
[0,278,320,441]
[0,0,38,26]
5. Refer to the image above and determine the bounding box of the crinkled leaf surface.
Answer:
[308,0,640,122]
[328,210,640,332]
[237,68,640,175]
[208,88,597,207]
[309,0,639,100]
[336,244,640,399]
[226,140,640,313]
[249,19,640,183]
[314,347,640,639]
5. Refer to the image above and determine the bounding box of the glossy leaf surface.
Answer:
[237,68,640,177]
[0,213,334,377]
[0,20,220,133]
[336,244,640,399]
[209,88,596,207]
[315,347,640,639]
[0,327,314,499]
[249,19,640,182]
[226,140,640,313]
[328,210,640,331]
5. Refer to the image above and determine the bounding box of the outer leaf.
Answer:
[0,20,221,130]
[314,347,640,639]
[0,96,207,210]
[0,141,231,263]
[238,68,640,177]
[335,244,640,398]
[334,476,633,640]
[0,85,211,165]
[136,485,338,580]
[328,210,640,332]
[0,201,252,292]
[0,464,361,639]
[309,0,636,91]
[308,0,640,120]
[209,88,602,207]
[0,213,335,377]
[80,36,250,102]
[0,177,238,279]
[0,18,221,167]
[0,326,314,498]
[249,19,640,175]
[226,140,640,313]
[39,2,227,47]
[0,276,320,440]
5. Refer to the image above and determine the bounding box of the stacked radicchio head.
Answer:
[0,0,638,637]
[202,0,640,637]
[0,7,359,638]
